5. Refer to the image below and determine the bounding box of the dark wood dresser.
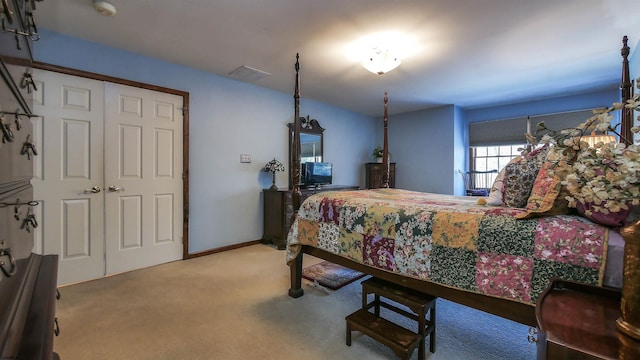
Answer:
[1,1,60,359]
[262,185,359,249]
[365,162,396,189]
[535,279,640,359]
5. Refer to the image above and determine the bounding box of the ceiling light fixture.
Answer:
[93,0,117,17]
[361,47,401,75]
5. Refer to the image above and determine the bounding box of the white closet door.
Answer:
[32,70,184,285]
[103,82,183,275]
[32,69,105,285]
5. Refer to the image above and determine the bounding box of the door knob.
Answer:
[84,186,101,194]
[108,185,124,192]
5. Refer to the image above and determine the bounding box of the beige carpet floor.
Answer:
[53,244,536,360]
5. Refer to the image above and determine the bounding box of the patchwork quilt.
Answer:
[286,189,610,305]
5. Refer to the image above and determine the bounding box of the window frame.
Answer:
[469,144,525,185]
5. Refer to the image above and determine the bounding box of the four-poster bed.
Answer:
[286,37,633,327]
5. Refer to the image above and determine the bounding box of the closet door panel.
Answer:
[31,69,105,285]
[104,82,183,275]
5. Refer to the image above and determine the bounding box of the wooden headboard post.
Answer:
[621,36,633,146]
[382,92,390,188]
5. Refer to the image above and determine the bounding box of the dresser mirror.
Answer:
[288,116,324,187]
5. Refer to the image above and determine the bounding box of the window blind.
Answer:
[469,109,596,146]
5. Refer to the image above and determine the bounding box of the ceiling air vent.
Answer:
[227,65,271,82]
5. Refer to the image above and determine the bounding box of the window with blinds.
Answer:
[469,109,597,146]
[468,109,603,177]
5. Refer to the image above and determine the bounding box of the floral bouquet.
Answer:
[524,88,640,217]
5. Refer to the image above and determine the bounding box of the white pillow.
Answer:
[486,167,506,206]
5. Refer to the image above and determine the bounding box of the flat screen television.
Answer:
[303,162,332,186]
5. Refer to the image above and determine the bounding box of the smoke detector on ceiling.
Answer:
[93,0,117,17]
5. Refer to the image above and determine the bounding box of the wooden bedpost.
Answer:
[289,53,304,298]
[616,36,640,340]
[620,36,633,146]
[290,53,302,206]
[382,92,390,188]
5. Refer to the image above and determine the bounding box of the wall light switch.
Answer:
[240,154,251,163]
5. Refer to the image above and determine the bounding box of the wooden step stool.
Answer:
[346,277,437,360]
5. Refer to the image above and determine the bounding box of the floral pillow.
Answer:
[486,146,549,207]
[502,159,541,208]
[515,159,570,219]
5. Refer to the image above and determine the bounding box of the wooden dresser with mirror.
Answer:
[263,117,358,249]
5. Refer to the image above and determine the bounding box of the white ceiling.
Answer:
[36,0,640,116]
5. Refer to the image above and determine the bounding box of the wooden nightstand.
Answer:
[535,279,640,359]
[365,162,395,189]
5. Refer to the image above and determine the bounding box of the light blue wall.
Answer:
[378,106,458,194]
[34,30,375,254]
[453,106,466,196]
